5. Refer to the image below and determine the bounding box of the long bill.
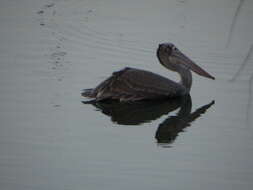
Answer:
[173,50,215,80]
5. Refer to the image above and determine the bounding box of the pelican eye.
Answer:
[172,46,178,51]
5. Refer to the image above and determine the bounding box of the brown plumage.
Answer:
[82,43,215,102]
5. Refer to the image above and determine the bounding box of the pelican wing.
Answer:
[84,67,186,101]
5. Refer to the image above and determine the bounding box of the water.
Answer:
[0,0,253,189]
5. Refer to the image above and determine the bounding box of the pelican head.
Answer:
[157,43,215,80]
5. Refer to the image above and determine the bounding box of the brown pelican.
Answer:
[82,43,215,101]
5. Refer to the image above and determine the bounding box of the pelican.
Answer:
[82,43,215,101]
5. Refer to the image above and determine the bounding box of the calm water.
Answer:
[0,0,253,189]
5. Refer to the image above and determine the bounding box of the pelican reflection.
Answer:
[155,96,214,146]
[83,96,214,146]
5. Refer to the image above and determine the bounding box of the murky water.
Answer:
[0,0,253,189]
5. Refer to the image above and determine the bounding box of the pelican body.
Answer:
[82,43,215,102]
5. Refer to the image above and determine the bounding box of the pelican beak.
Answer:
[172,50,215,80]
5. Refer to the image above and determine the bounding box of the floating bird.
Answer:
[82,43,215,101]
